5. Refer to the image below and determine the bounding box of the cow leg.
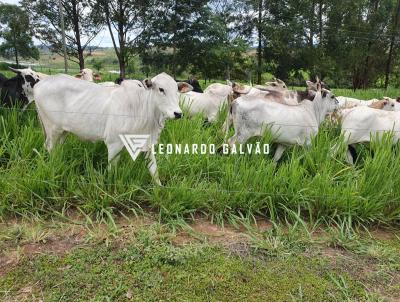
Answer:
[273,144,287,162]
[145,151,161,186]
[346,145,356,165]
[22,101,32,112]
[227,134,237,148]
[58,132,68,145]
[106,141,124,164]
[222,114,232,140]
[45,128,64,151]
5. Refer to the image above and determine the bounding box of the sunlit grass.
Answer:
[0,88,400,227]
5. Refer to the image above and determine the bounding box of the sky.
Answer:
[1,0,115,47]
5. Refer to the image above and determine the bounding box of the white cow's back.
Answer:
[34,75,150,142]
[341,106,400,144]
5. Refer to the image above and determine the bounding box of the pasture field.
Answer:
[1,77,400,300]
[1,216,400,301]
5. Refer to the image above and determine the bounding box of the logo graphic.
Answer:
[119,134,150,161]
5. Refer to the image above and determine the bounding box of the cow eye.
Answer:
[159,88,165,93]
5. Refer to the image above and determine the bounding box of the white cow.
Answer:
[76,68,117,87]
[34,72,190,185]
[337,96,397,111]
[227,82,339,161]
[180,84,233,122]
[337,106,400,164]
[222,81,323,138]
[204,83,233,97]
[75,68,94,81]
[180,91,229,123]
[254,79,288,91]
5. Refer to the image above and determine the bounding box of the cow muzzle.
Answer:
[174,112,183,119]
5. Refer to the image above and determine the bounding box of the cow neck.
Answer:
[144,89,165,142]
[311,92,327,126]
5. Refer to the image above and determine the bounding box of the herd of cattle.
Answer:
[0,66,400,184]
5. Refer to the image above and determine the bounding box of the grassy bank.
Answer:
[1,216,399,301]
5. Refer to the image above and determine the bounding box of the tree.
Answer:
[91,58,103,72]
[0,4,39,66]
[92,0,150,78]
[21,0,101,69]
[137,0,213,78]
[384,0,400,88]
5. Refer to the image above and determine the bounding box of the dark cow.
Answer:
[0,74,29,107]
[185,77,203,93]
[175,76,203,93]
[8,67,47,107]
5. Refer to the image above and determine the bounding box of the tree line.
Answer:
[1,0,400,89]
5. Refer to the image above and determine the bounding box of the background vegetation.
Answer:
[1,0,400,88]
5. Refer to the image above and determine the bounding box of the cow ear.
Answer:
[396,97,400,103]
[177,82,193,93]
[143,78,152,89]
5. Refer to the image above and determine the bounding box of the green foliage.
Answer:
[21,0,101,68]
[90,58,104,72]
[0,4,39,65]
[0,225,376,301]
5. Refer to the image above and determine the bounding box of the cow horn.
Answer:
[9,67,21,74]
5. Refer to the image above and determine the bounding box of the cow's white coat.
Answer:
[34,72,183,184]
[338,106,400,164]
[180,84,233,122]
[227,87,338,161]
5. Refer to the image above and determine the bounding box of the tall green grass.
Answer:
[1,88,400,226]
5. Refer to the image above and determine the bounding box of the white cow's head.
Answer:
[143,72,190,119]
[75,68,94,81]
[307,79,339,113]
[265,78,287,90]
[377,97,396,111]
[321,89,339,113]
